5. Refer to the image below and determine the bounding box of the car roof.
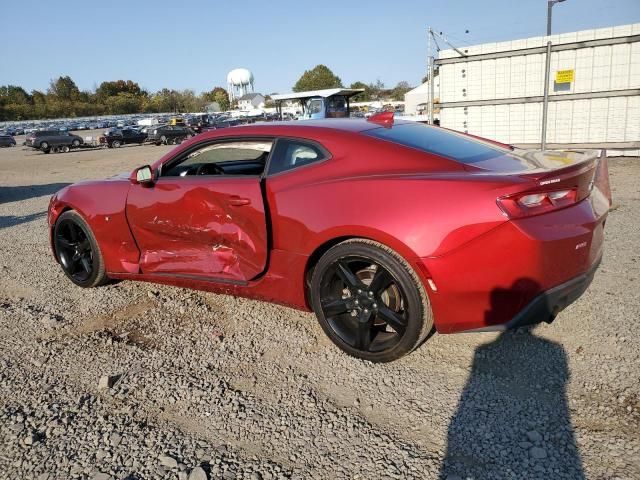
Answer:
[195,118,398,141]
[259,118,382,132]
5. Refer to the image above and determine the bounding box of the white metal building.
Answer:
[404,79,440,116]
[435,23,640,155]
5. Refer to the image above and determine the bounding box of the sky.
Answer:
[2,0,639,95]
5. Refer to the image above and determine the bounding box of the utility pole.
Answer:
[428,27,434,124]
[541,41,552,150]
[547,0,567,36]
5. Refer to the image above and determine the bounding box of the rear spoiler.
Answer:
[595,149,612,206]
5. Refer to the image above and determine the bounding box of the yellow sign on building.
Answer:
[555,69,575,84]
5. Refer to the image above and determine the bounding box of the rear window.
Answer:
[366,123,510,163]
[366,123,537,171]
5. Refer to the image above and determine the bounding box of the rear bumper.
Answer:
[461,255,601,332]
[423,188,609,334]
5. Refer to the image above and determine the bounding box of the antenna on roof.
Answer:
[429,29,468,58]
[367,111,394,127]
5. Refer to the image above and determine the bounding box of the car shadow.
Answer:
[439,280,584,480]
[0,183,69,204]
[0,212,47,229]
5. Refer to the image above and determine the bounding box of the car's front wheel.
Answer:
[310,239,434,362]
[72,139,81,147]
[54,210,108,288]
[111,140,121,148]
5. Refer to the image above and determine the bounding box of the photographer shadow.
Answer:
[440,279,584,480]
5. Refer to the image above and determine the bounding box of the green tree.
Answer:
[0,85,31,105]
[203,87,230,111]
[361,79,385,101]
[211,87,230,111]
[96,80,144,100]
[349,81,371,101]
[105,93,144,114]
[148,88,180,113]
[391,81,412,101]
[47,76,80,101]
[293,65,343,92]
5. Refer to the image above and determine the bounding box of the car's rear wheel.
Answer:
[54,211,108,288]
[112,140,121,148]
[310,239,433,362]
[72,139,81,147]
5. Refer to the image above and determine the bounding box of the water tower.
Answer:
[227,68,254,100]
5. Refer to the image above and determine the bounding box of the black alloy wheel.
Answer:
[310,240,433,362]
[54,211,108,287]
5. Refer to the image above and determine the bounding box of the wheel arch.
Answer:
[49,204,74,260]
[49,183,140,274]
[302,231,433,309]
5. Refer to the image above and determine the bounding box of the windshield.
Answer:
[306,99,323,115]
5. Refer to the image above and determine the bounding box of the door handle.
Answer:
[228,196,251,206]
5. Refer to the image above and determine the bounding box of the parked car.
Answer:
[100,128,147,148]
[0,134,16,147]
[201,118,243,132]
[146,125,194,145]
[47,115,611,362]
[25,130,83,152]
[185,114,212,133]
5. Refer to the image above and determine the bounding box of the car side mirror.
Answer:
[130,165,155,186]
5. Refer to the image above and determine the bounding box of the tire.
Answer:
[53,210,108,288]
[111,140,121,148]
[40,141,49,151]
[309,239,433,362]
[61,145,70,153]
[160,135,167,145]
[72,139,81,147]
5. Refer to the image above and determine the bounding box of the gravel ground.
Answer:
[0,140,638,480]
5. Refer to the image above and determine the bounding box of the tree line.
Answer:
[1,65,414,121]
[0,77,231,121]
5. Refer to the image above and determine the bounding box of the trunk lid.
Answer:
[515,149,611,207]
[486,149,611,219]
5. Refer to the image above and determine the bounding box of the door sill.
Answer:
[145,272,248,286]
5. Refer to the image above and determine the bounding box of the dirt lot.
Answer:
[0,137,639,480]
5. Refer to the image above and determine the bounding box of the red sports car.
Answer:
[48,115,611,362]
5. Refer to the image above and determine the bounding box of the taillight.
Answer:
[497,188,578,218]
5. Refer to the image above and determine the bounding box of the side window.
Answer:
[308,99,323,115]
[162,140,273,177]
[268,139,328,175]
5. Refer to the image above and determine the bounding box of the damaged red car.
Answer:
[48,115,611,362]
